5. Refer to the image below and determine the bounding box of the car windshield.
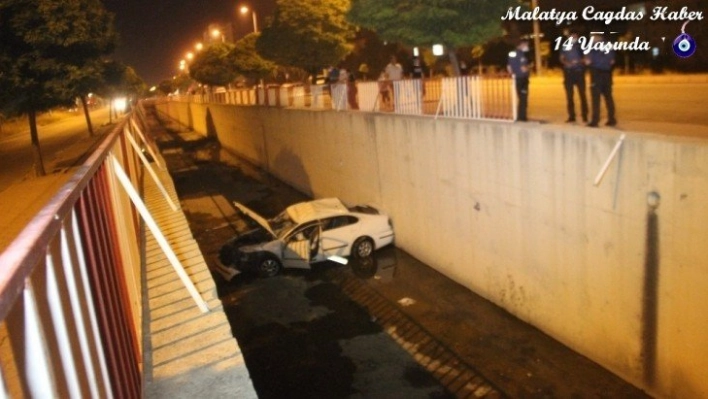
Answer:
[269,210,296,239]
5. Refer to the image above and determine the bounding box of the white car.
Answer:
[218,198,395,278]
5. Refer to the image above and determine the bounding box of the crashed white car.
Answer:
[218,198,395,278]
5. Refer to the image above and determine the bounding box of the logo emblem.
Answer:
[673,21,697,58]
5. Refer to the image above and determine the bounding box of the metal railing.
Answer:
[0,103,207,398]
[171,75,516,122]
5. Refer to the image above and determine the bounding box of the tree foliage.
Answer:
[349,0,515,49]
[157,79,177,96]
[256,0,355,77]
[99,61,146,99]
[0,0,117,115]
[0,0,117,175]
[232,33,276,82]
[348,0,517,74]
[189,42,238,87]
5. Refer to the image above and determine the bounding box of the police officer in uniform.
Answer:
[560,32,588,123]
[507,39,531,122]
[585,33,617,127]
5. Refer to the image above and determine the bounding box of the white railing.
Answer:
[0,103,208,398]
[393,79,423,115]
[168,76,516,121]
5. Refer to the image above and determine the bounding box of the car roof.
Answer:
[286,198,349,224]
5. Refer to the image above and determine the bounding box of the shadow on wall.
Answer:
[271,147,312,199]
[206,108,217,139]
[158,110,192,133]
[642,192,661,388]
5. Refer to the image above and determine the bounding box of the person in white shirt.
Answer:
[384,56,403,80]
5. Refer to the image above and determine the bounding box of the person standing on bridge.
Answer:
[507,39,531,122]
[585,33,617,127]
[560,31,588,123]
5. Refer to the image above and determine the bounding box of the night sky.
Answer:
[104,0,276,85]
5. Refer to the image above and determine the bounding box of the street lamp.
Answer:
[211,28,225,42]
[239,5,258,33]
[195,42,203,51]
[186,52,194,61]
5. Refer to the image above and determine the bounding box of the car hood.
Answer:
[234,202,276,238]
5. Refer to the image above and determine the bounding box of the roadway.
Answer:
[527,75,708,137]
[0,107,111,193]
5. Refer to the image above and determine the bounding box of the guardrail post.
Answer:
[123,128,178,211]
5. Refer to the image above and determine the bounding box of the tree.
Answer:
[70,59,105,137]
[232,33,276,83]
[123,66,148,99]
[348,0,517,75]
[189,42,238,88]
[0,0,117,176]
[99,61,147,123]
[157,79,177,96]
[471,44,485,75]
[256,0,355,81]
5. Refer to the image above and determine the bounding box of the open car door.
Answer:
[282,224,321,269]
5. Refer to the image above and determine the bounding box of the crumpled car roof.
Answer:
[286,198,348,224]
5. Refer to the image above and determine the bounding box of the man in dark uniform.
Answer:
[560,32,588,123]
[585,33,617,127]
[507,39,531,121]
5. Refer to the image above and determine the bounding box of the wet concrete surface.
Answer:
[152,113,650,399]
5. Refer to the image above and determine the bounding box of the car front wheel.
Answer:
[219,244,236,266]
[257,254,282,278]
[352,237,374,258]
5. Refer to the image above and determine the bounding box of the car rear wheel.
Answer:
[257,255,282,278]
[352,237,374,258]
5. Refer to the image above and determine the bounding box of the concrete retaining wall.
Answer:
[155,100,708,399]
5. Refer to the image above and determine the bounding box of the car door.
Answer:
[281,222,321,269]
[321,215,359,257]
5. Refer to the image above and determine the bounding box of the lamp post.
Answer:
[240,5,258,33]
[531,0,543,75]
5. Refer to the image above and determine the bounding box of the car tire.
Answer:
[257,254,282,278]
[219,244,236,266]
[352,237,374,258]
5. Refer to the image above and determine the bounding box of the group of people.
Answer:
[507,32,616,127]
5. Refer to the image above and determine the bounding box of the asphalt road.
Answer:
[527,77,708,136]
[0,107,110,193]
[150,108,649,399]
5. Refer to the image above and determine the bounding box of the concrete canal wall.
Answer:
[155,100,708,399]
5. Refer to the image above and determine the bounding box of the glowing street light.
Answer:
[195,42,203,51]
[239,5,258,33]
[186,52,194,61]
[211,28,225,42]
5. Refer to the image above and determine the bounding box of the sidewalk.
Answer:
[532,71,708,84]
[140,108,257,398]
[141,158,257,399]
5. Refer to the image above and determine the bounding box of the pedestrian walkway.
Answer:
[141,112,257,398]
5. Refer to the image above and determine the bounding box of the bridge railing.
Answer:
[170,75,516,122]
[0,103,179,398]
